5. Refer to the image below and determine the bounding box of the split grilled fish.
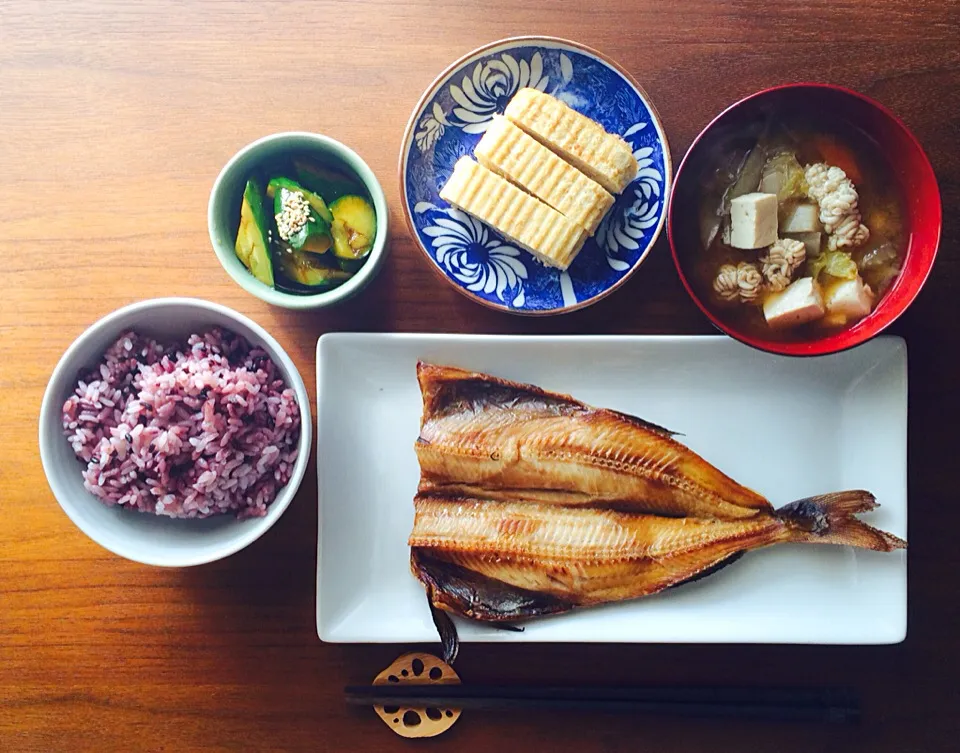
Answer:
[408,363,906,658]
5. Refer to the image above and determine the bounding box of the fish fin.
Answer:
[413,548,461,663]
[667,550,746,589]
[488,622,525,633]
[776,491,906,552]
[781,490,880,516]
[603,408,681,438]
[426,588,460,665]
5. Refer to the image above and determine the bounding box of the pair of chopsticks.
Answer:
[345,683,860,723]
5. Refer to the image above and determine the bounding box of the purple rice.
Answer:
[62,328,301,519]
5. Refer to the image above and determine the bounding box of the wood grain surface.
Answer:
[2,1,959,750]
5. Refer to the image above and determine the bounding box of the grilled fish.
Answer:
[416,362,772,520]
[411,491,905,623]
[409,363,906,659]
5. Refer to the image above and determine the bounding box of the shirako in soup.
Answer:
[693,115,906,342]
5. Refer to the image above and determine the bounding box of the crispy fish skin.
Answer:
[410,491,905,620]
[415,362,772,520]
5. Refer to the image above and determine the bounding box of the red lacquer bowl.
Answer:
[668,83,941,356]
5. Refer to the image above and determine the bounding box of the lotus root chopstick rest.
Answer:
[372,653,461,738]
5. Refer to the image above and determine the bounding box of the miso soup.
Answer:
[693,115,906,341]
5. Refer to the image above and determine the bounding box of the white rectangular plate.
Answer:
[316,334,907,645]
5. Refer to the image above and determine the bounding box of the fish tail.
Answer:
[776,491,906,552]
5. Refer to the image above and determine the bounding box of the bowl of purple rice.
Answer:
[39,297,312,566]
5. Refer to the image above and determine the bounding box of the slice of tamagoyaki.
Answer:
[439,157,587,271]
[504,87,639,194]
[474,114,614,235]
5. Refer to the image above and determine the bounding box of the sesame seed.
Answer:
[275,188,312,240]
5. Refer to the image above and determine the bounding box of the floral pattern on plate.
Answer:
[402,38,671,314]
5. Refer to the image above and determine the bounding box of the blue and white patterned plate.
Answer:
[399,36,672,315]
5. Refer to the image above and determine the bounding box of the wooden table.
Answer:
[2,1,958,750]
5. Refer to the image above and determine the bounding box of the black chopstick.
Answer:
[344,684,860,723]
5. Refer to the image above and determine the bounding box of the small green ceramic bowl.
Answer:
[208,132,389,310]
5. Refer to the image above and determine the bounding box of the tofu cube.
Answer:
[780,202,822,233]
[729,193,778,249]
[763,277,825,329]
[759,170,787,196]
[824,276,874,322]
[784,231,822,258]
[820,312,849,328]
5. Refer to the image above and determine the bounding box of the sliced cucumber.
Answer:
[299,229,332,255]
[274,248,350,290]
[294,160,359,203]
[267,177,333,224]
[329,195,376,260]
[273,188,332,255]
[234,178,274,287]
[336,257,366,274]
